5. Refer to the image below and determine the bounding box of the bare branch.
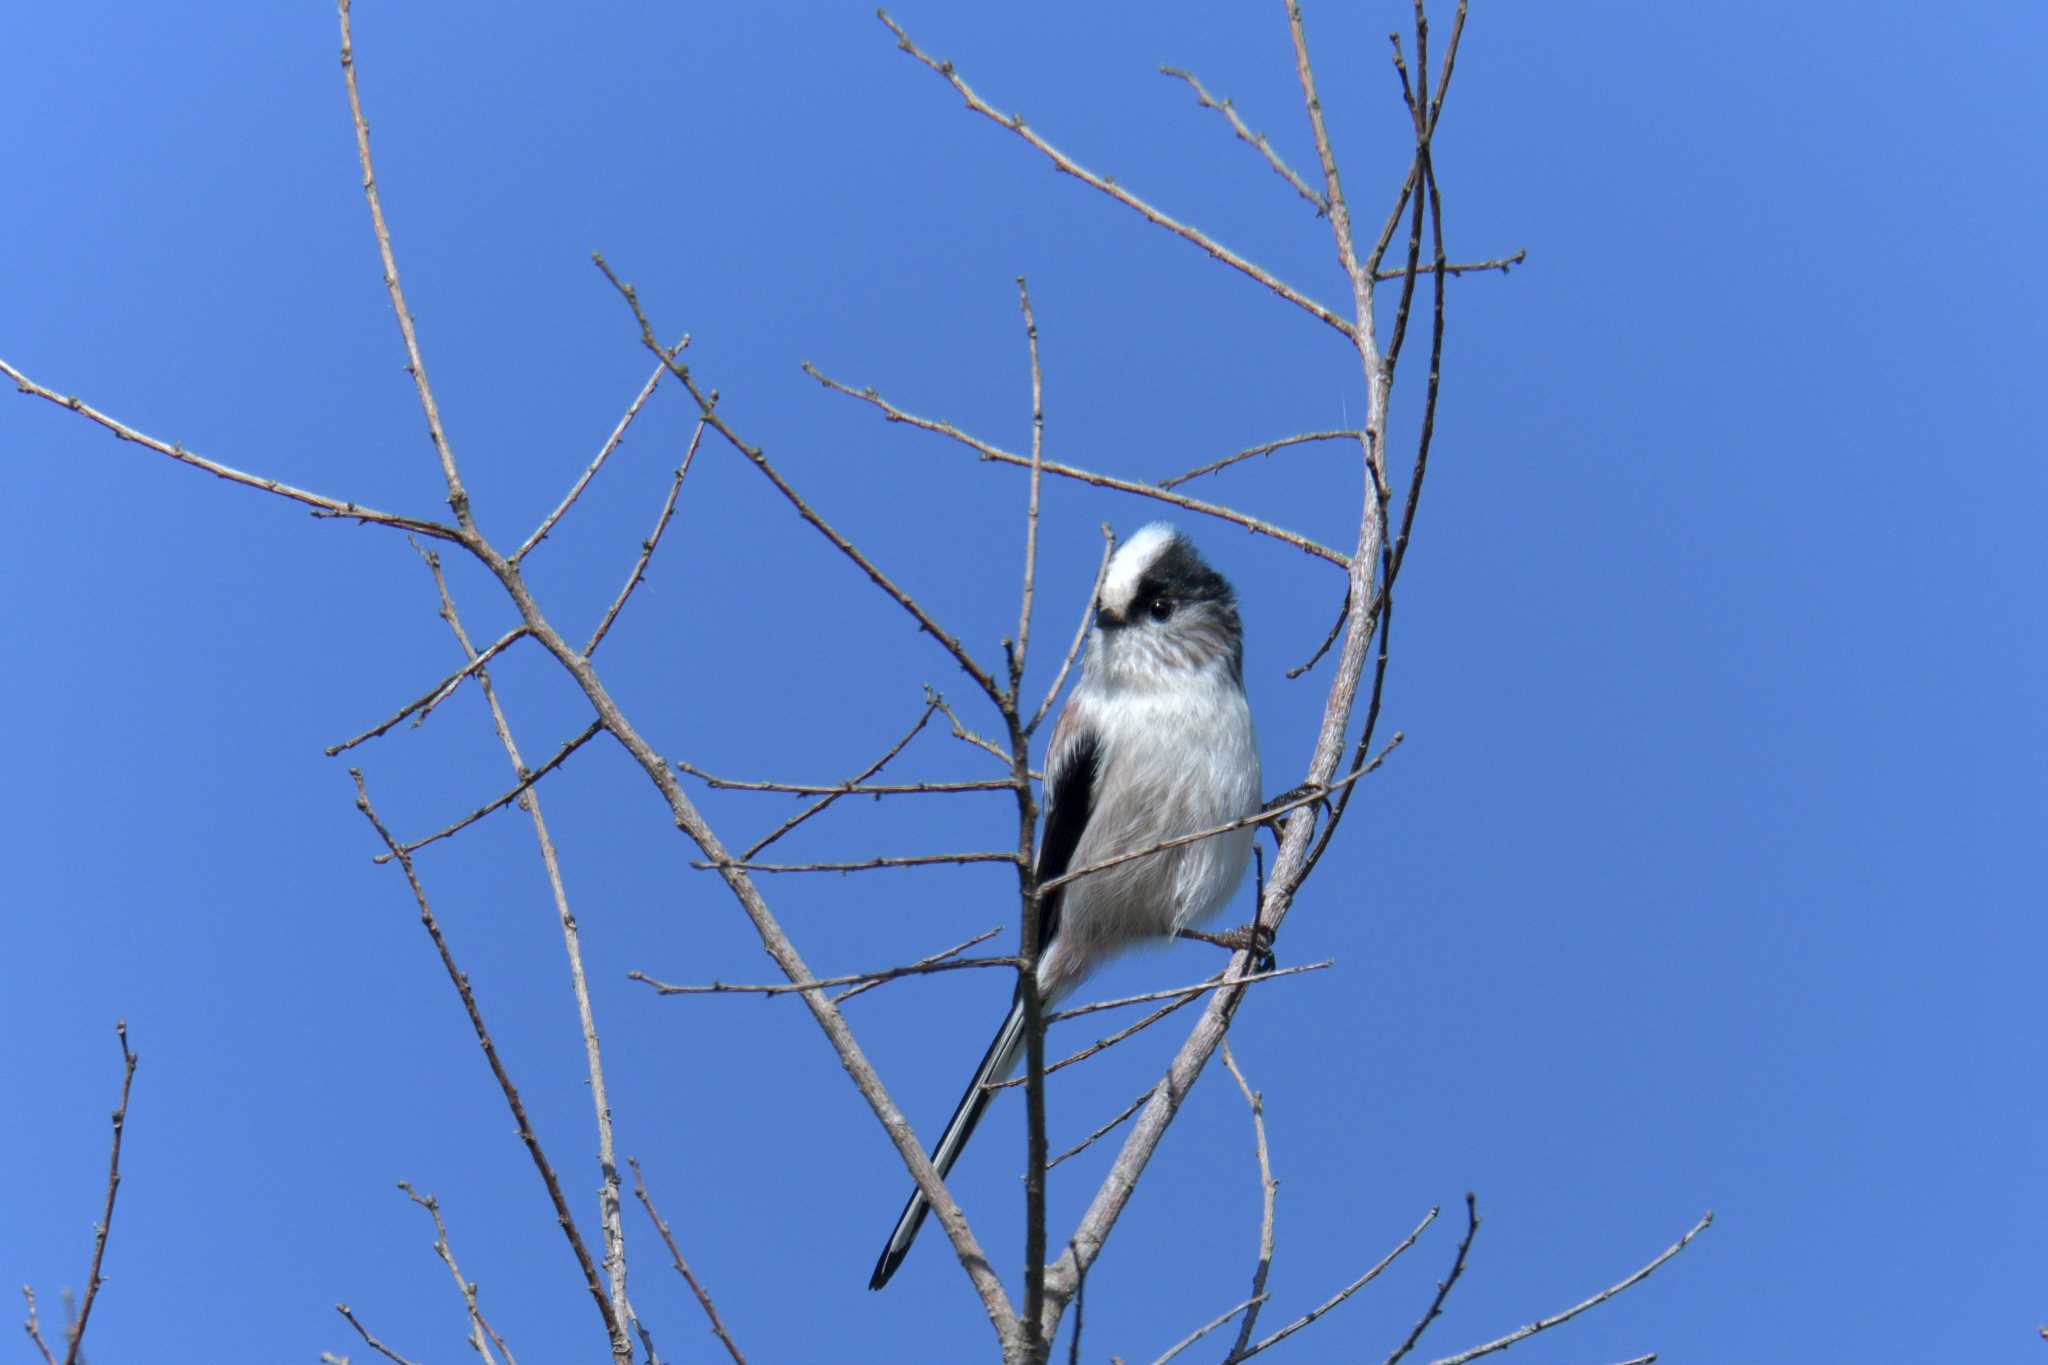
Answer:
[1425,1211,1713,1365]
[22,1288,57,1365]
[60,1020,135,1365]
[1284,587,1349,680]
[1010,276,1046,698]
[691,849,1021,875]
[1158,430,1359,491]
[1003,989,1208,1094]
[1029,523,1113,735]
[1150,1294,1271,1365]
[338,0,473,528]
[1219,1043,1278,1359]
[584,415,708,657]
[834,925,1007,1004]
[1385,1192,1479,1365]
[336,1304,424,1365]
[670,765,1017,798]
[325,625,531,756]
[351,771,621,1350]
[397,1183,506,1365]
[927,686,1015,765]
[630,952,1018,998]
[629,1158,748,1365]
[1158,64,1326,214]
[1230,1205,1440,1363]
[1045,961,1332,1025]
[1372,251,1523,281]
[737,699,946,860]
[370,718,607,862]
[0,358,464,542]
[878,11,1355,337]
[516,352,676,562]
[804,362,1348,567]
[1044,1087,1153,1171]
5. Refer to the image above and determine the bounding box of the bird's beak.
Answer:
[1094,605,1120,631]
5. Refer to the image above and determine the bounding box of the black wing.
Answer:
[1034,723,1100,953]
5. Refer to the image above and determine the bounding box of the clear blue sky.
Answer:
[4,3,2042,1361]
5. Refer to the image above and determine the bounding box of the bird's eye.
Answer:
[1148,596,1174,622]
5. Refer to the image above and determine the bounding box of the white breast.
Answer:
[1042,663,1260,997]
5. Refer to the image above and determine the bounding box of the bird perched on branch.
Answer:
[870,522,1262,1290]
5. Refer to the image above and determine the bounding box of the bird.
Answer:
[869,521,1262,1290]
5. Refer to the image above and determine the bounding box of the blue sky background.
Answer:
[4,2,2043,1361]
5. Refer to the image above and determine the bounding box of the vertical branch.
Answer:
[1011,277,1046,699]
[60,1021,135,1365]
[336,0,474,529]
[1220,1043,1278,1360]
[412,544,634,1365]
[1007,284,1052,1361]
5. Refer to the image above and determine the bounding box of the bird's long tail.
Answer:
[868,993,1028,1290]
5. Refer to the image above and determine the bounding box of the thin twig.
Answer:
[584,414,708,657]
[1150,1294,1272,1365]
[352,772,622,1351]
[1220,1043,1278,1359]
[396,1183,502,1365]
[1045,1087,1154,1170]
[1158,64,1325,214]
[1158,430,1358,490]
[516,352,676,562]
[1372,251,1522,281]
[1285,587,1349,679]
[22,1288,57,1365]
[1028,524,1114,734]
[739,700,945,860]
[1231,1205,1440,1363]
[336,1304,424,1365]
[834,925,1006,1004]
[1385,1192,1480,1365]
[338,0,472,528]
[370,718,606,862]
[879,11,1355,337]
[629,1158,748,1365]
[475,1307,519,1365]
[1045,961,1331,1024]
[691,849,1021,874]
[804,362,1347,567]
[927,686,1015,765]
[0,358,463,541]
[1000,989,1207,1094]
[1425,1211,1713,1365]
[1010,277,1045,700]
[325,625,530,755]
[670,764,1016,798]
[630,951,1018,997]
[61,1020,135,1365]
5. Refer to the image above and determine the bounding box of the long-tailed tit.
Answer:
[869,522,1261,1290]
